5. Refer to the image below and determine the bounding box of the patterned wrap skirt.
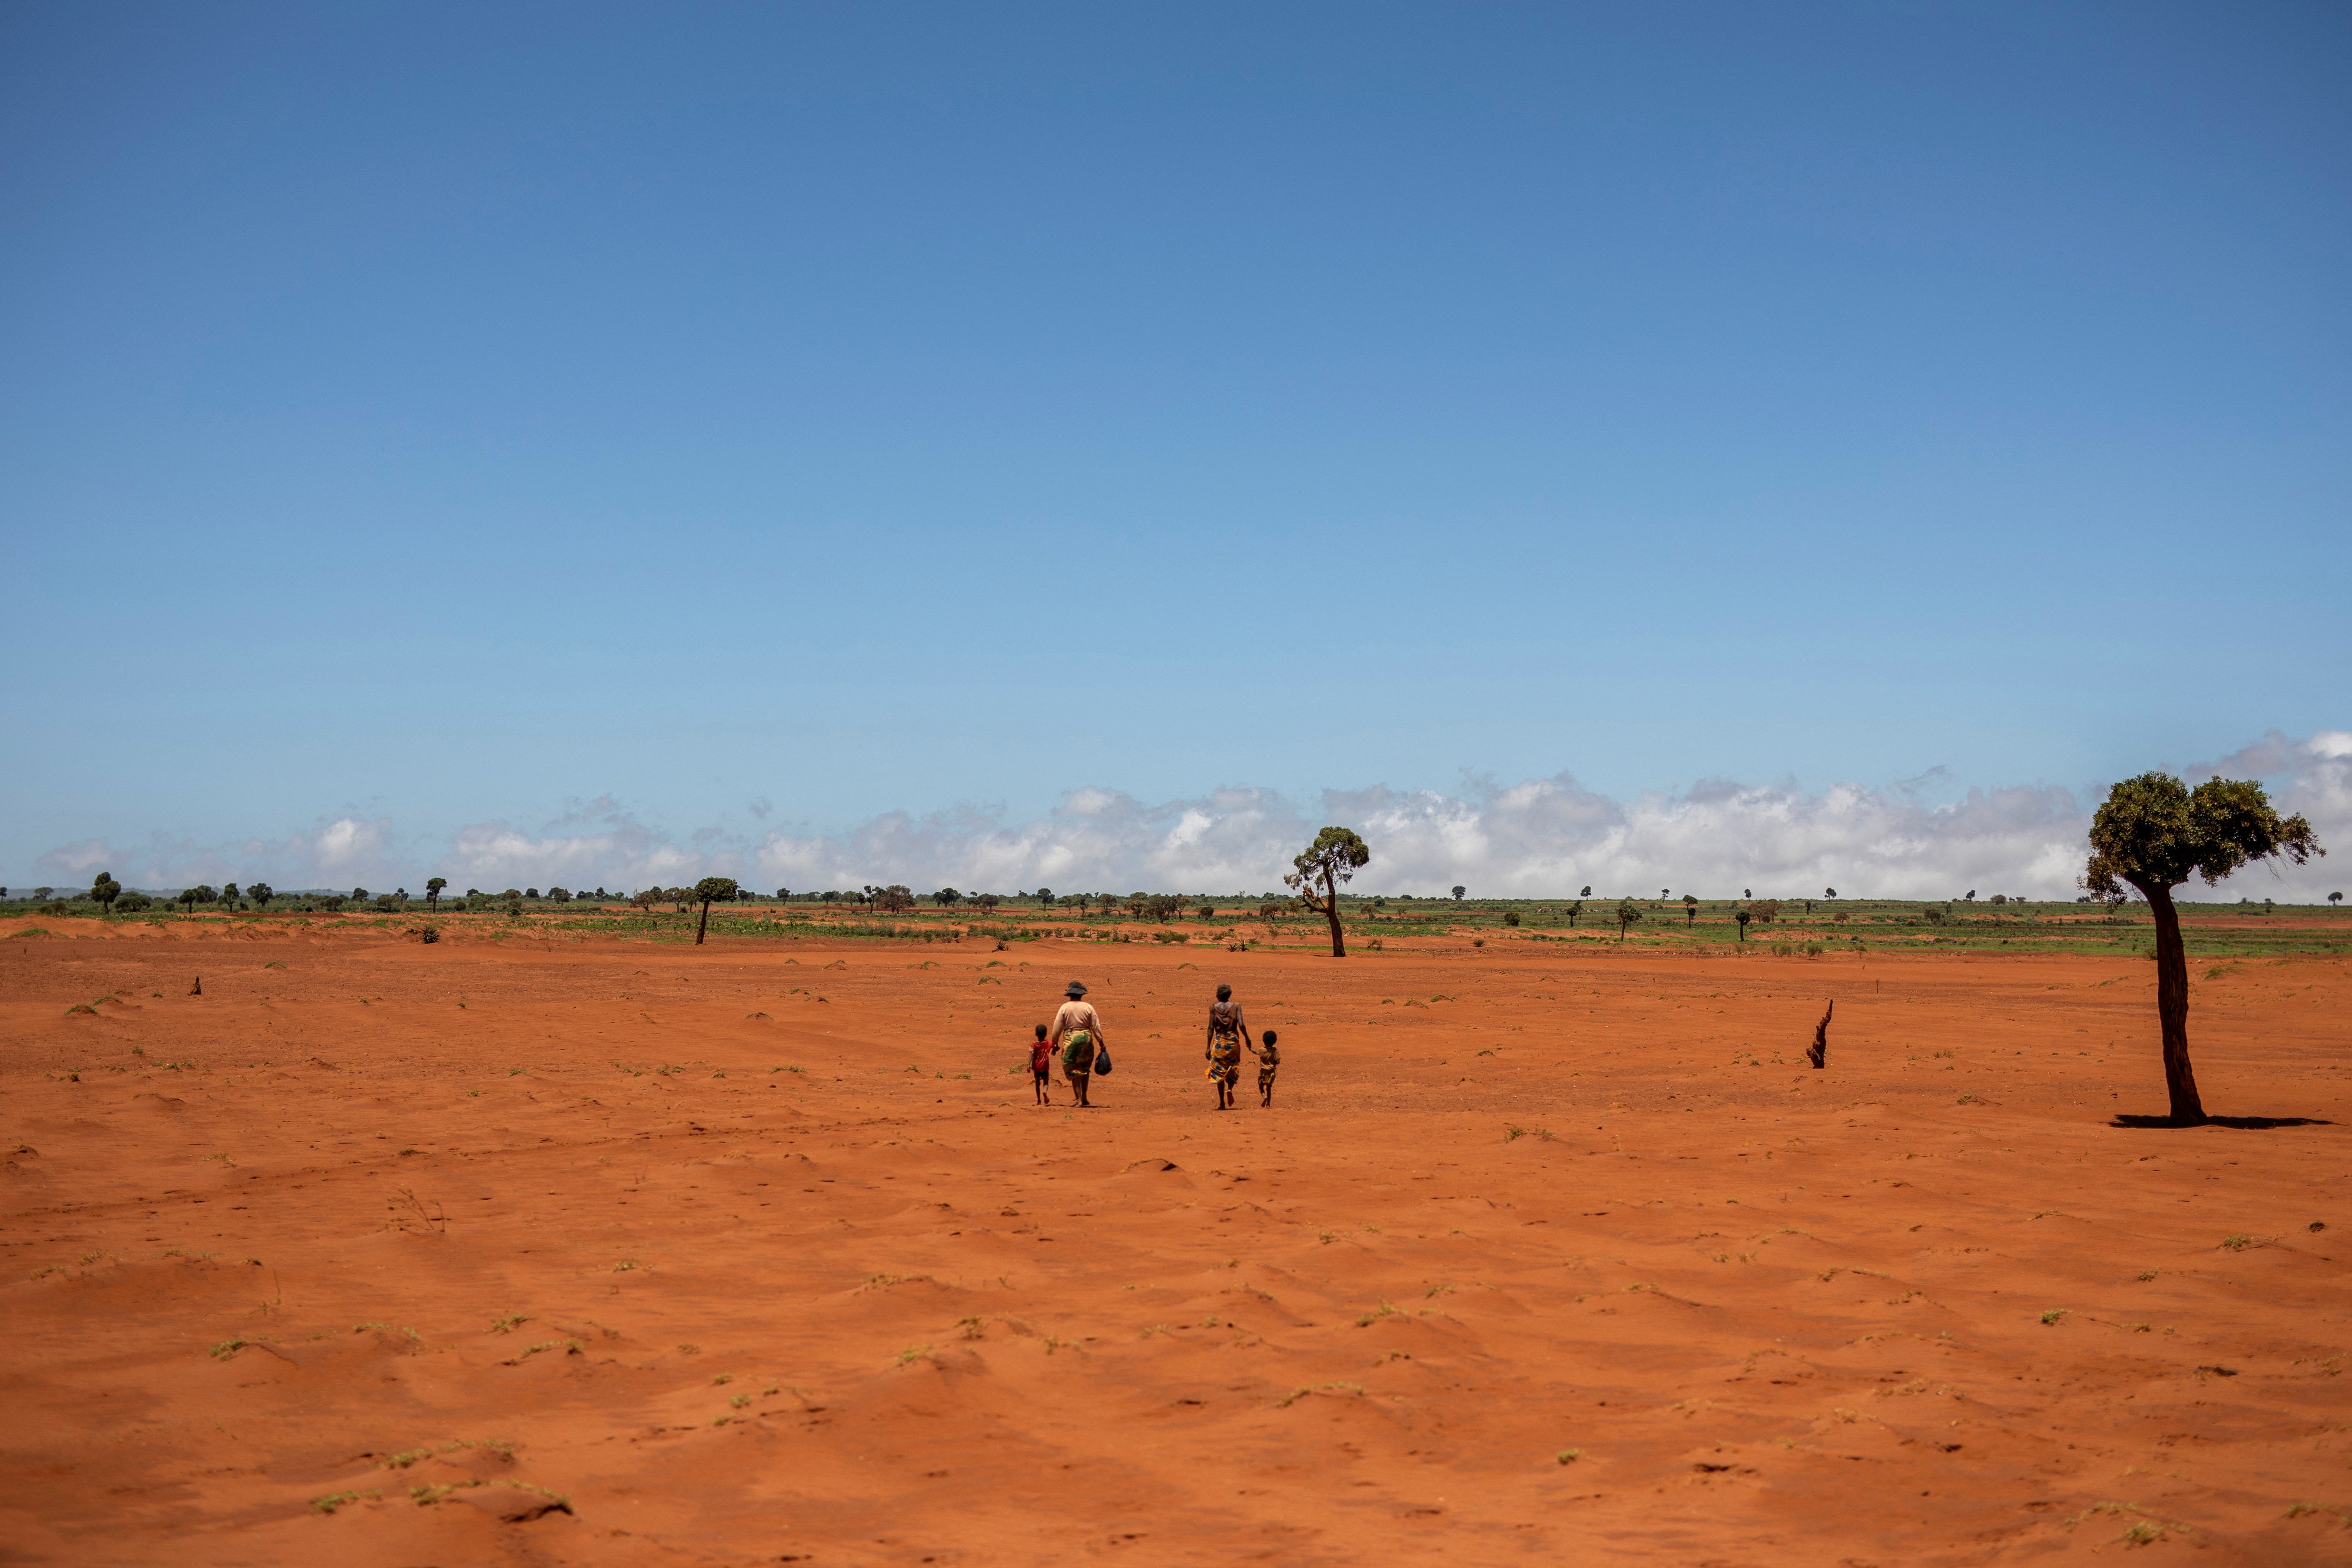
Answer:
[1206,1031,1242,1085]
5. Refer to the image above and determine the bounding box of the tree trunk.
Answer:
[2134,879,2204,1123]
[696,900,712,945]
[1321,868,1346,958]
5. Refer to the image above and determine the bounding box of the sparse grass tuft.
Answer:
[353,1321,420,1340]
[310,1488,379,1513]
[1275,1381,1363,1408]
[1556,1448,1582,1464]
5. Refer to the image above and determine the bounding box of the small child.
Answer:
[1028,1023,1054,1105]
[1252,1028,1280,1107]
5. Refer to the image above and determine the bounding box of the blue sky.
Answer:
[3,3,2347,895]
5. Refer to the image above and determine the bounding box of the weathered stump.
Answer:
[1807,999,1831,1069]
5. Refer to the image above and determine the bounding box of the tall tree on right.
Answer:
[2083,772,2321,1124]
[1287,827,1371,958]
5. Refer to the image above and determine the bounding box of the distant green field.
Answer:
[8,893,2344,958]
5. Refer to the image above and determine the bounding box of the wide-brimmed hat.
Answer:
[1065,981,1088,998]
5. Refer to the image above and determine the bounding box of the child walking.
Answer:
[1028,1022,1054,1105]
[1251,1029,1280,1107]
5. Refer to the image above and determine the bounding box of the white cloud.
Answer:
[32,816,402,894]
[25,730,2346,902]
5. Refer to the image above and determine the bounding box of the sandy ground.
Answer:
[2,919,2348,1566]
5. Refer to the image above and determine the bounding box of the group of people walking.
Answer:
[1028,980,1279,1109]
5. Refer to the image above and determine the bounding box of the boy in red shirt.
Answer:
[1028,1023,1054,1105]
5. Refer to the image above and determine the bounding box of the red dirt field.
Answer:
[3,919,2349,1567]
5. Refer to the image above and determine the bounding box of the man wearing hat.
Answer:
[1049,981,1106,1108]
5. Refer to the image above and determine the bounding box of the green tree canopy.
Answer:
[247,882,274,907]
[1614,898,1643,941]
[1285,827,1371,957]
[691,876,740,944]
[90,871,120,914]
[2085,771,2320,1122]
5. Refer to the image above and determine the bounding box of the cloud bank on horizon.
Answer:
[32,731,2349,904]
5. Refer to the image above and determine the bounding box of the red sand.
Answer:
[3,919,2349,1565]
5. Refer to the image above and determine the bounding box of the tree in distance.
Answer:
[2084,771,2321,1124]
[248,882,273,908]
[1683,893,1698,924]
[33,887,54,902]
[2331,891,2343,907]
[351,887,368,903]
[1825,886,1837,898]
[178,887,203,911]
[1502,909,1521,927]
[876,885,916,914]
[1660,888,1669,902]
[222,883,240,908]
[1615,898,1642,942]
[932,887,962,908]
[1743,887,1752,899]
[1566,899,1583,927]
[1452,885,1466,900]
[425,876,447,910]
[1735,908,1751,941]
[89,871,120,915]
[1581,885,1592,897]
[692,876,739,945]
[1287,827,1372,958]
[774,887,790,901]
[1035,887,1053,905]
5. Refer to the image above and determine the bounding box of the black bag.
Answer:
[1092,1043,1112,1075]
